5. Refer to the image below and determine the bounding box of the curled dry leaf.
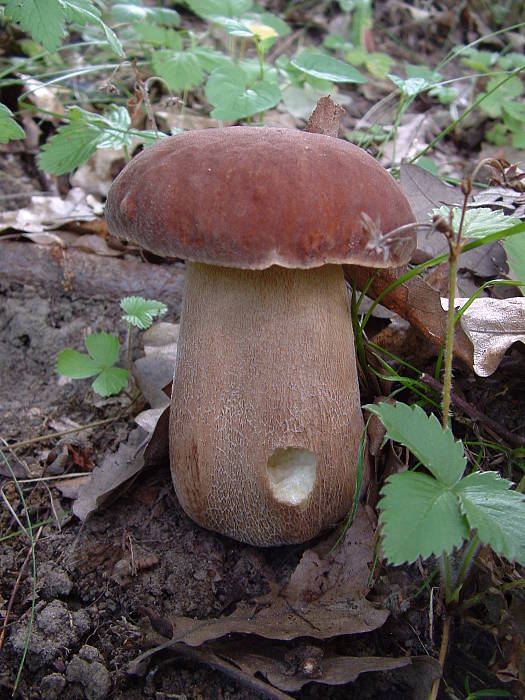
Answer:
[72,427,147,521]
[442,296,525,376]
[219,638,410,692]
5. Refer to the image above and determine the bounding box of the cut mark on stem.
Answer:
[266,447,316,509]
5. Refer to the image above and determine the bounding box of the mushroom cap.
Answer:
[105,127,416,269]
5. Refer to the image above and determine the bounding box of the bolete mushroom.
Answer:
[106,127,416,546]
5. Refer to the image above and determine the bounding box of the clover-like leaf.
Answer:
[56,332,129,396]
[38,109,100,174]
[92,367,130,397]
[152,49,205,92]
[56,349,100,379]
[5,0,66,53]
[84,332,120,368]
[455,471,525,564]
[0,104,25,144]
[431,206,520,240]
[205,64,280,120]
[364,402,466,486]
[120,297,168,330]
[378,472,470,565]
[388,73,429,96]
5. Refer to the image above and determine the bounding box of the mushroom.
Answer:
[105,127,416,546]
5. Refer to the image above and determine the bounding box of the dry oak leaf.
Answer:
[443,296,525,376]
[166,506,388,645]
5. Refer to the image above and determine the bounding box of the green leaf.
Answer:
[92,105,132,149]
[223,18,254,36]
[512,130,525,149]
[111,3,180,26]
[379,472,470,565]
[365,402,466,486]
[431,206,521,240]
[0,104,25,143]
[478,76,523,119]
[92,367,129,397]
[185,0,252,22]
[134,22,181,49]
[38,109,99,175]
[205,64,280,120]
[84,332,120,368]
[152,49,204,92]
[56,349,100,379]
[56,332,128,396]
[460,48,497,72]
[291,49,367,84]
[497,53,525,71]
[193,46,232,73]
[389,73,429,96]
[502,101,525,132]
[63,0,100,24]
[5,0,66,52]
[455,471,525,564]
[120,296,167,330]
[99,21,124,57]
[38,105,134,174]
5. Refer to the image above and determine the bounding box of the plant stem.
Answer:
[441,250,458,428]
[450,534,480,603]
[429,615,451,700]
[126,322,133,376]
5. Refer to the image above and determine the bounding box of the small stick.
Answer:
[0,525,44,654]
[5,415,122,451]
[420,373,525,448]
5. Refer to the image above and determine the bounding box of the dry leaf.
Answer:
[442,296,525,376]
[220,639,410,691]
[400,164,507,277]
[381,114,431,166]
[72,427,147,520]
[164,507,387,646]
[0,188,103,233]
[304,95,345,137]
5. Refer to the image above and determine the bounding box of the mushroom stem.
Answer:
[169,262,368,545]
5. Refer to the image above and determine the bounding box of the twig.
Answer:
[429,615,451,700]
[420,373,525,448]
[0,526,44,654]
[167,643,294,700]
[128,637,293,700]
[5,415,123,451]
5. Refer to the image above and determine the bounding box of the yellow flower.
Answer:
[245,22,278,41]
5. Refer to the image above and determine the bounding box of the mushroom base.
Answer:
[169,262,368,546]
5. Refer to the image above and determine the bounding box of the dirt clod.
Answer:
[10,600,92,671]
[66,645,111,700]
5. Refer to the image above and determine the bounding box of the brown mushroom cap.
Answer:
[105,127,415,269]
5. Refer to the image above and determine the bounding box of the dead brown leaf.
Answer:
[164,507,387,646]
[443,297,525,376]
[220,638,410,691]
[72,427,147,520]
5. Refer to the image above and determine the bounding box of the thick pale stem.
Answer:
[169,262,368,545]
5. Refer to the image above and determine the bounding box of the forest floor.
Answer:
[1,1,524,698]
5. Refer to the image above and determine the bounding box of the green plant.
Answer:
[1,0,123,55]
[56,296,167,396]
[360,165,525,700]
